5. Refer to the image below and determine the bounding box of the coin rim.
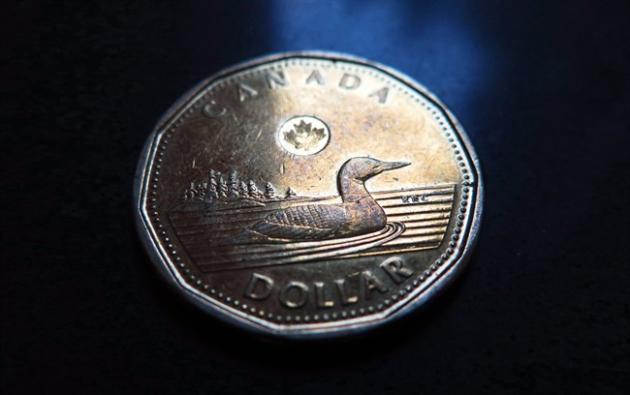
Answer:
[133,51,484,339]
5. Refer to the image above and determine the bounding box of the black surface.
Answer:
[3,1,630,394]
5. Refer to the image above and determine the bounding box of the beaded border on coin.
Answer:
[134,51,483,338]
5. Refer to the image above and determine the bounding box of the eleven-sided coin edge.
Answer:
[133,51,483,338]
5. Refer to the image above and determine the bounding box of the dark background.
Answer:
[3,1,629,394]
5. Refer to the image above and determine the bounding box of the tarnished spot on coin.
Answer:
[134,52,483,338]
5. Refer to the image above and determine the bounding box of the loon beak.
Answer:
[379,160,411,171]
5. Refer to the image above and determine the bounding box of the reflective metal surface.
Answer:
[135,52,482,337]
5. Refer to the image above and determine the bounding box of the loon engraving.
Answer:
[240,157,410,242]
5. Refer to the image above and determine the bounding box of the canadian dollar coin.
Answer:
[134,52,483,337]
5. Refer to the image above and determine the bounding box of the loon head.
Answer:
[340,157,410,183]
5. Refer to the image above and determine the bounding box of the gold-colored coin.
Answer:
[135,52,483,337]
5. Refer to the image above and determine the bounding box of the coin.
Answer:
[134,52,483,338]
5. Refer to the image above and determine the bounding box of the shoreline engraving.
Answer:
[171,156,455,273]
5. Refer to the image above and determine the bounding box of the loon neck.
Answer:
[339,178,374,203]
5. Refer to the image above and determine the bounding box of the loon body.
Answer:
[242,157,409,242]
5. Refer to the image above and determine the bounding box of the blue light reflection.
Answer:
[268,0,493,120]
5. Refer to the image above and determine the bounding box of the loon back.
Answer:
[247,204,348,241]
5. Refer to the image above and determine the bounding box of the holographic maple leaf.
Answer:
[283,120,326,149]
